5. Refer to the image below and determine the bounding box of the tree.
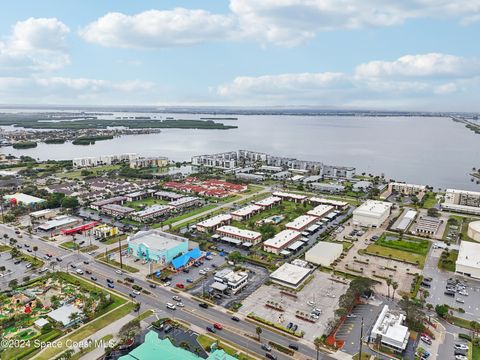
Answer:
[9,279,18,289]
[385,278,392,299]
[470,320,480,340]
[314,337,322,360]
[427,208,440,217]
[255,326,262,341]
[119,319,141,342]
[399,296,425,331]
[391,281,399,300]
[61,196,79,209]
[33,246,38,259]
[228,251,243,263]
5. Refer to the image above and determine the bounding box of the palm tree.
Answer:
[391,281,398,300]
[385,278,392,299]
[33,246,38,259]
[314,337,322,360]
[255,326,262,341]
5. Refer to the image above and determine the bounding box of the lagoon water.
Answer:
[2,114,480,190]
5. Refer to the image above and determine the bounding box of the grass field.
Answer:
[364,244,426,267]
[377,234,431,255]
[60,241,80,250]
[97,257,140,273]
[421,192,438,208]
[472,344,480,360]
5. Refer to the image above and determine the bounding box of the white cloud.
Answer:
[80,1,480,48]
[0,17,70,74]
[79,9,234,48]
[217,53,480,106]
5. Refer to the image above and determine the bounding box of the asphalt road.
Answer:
[0,223,336,360]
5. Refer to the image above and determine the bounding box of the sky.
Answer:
[0,0,480,111]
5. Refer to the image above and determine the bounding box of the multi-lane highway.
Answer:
[0,223,336,360]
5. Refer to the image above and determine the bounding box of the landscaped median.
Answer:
[95,245,139,273]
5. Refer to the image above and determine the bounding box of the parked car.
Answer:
[291,324,298,332]
[456,355,468,360]
[129,293,136,298]
[176,302,185,307]
[85,270,92,275]
[76,269,84,275]
[182,268,190,273]
[186,279,193,283]
[456,298,465,303]
[56,257,62,262]
[265,353,277,360]
[91,276,97,281]
[172,296,181,302]
[454,344,469,351]
[106,278,114,283]
[115,270,122,275]
[455,349,468,356]
[176,283,185,289]
[133,290,141,295]
[286,322,293,329]
[420,336,432,345]
[444,291,455,297]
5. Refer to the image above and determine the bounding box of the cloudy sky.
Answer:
[1,0,480,110]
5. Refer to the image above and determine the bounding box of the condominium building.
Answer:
[216,225,262,245]
[285,215,319,232]
[129,156,169,169]
[263,229,301,254]
[231,204,262,221]
[254,196,282,208]
[196,214,232,232]
[131,205,172,222]
[272,191,307,203]
[443,189,480,214]
[73,153,138,168]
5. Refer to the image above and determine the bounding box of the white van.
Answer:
[76,269,84,275]
[166,303,176,310]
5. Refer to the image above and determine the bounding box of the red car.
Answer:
[175,283,185,289]
[213,323,223,330]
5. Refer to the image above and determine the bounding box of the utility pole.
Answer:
[118,237,123,269]
[359,316,364,360]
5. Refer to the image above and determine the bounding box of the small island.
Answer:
[12,141,37,149]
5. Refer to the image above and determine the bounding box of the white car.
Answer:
[172,296,181,302]
[204,267,211,272]
[115,270,123,275]
[307,301,315,306]
[176,302,185,307]
[199,270,206,275]
[310,314,319,319]
[166,303,176,310]
[458,290,469,296]
[456,356,468,360]
[456,298,465,304]
[454,343,469,351]
[76,269,84,275]
[133,290,141,295]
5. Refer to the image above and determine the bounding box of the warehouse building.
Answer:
[263,229,301,254]
[394,210,417,232]
[305,241,343,266]
[127,229,189,264]
[30,209,56,221]
[456,241,480,279]
[413,216,441,236]
[37,215,80,232]
[196,214,232,232]
[353,200,392,227]
[4,193,45,206]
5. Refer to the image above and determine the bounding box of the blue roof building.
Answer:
[171,247,203,270]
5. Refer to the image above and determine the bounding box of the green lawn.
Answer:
[97,257,140,273]
[0,244,11,252]
[160,204,217,228]
[60,241,80,250]
[421,192,437,208]
[102,233,128,245]
[36,302,136,360]
[376,233,431,255]
[472,344,480,360]
[57,164,121,179]
[364,244,426,267]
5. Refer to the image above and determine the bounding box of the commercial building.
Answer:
[212,268,249,294]
[269,263,312,289]
[196,214,232,232]
[305,241,343,266]
[231,204,262,220]
[90,196,127,210]
[310,197,349,210]
[4,193,45,206]
[456,241,480,279]
[272,191,307,203]
[352,200,392,227]
[129,156,169,169]
[254,196,282,208]
[216,225,262,245]
[47,304,82,328]
[394,210,417,232]
[73,153,138,168]
[307,204,334,218]
[310,183,345,194]
[90,224,118,239]
[131,205,172,222]
[467,221,480,242]
[171,247,203,270]
[443,189,480,214]
[37,215,80,232]
[413,216,441,236]
[369,305,410,353]
[236,172,264,182]
[263,229,301,254]
[127,230,189,264]
[29,209,56,221]
[285,215,318,231]
[100,204,135,217]
[168,196,201,209]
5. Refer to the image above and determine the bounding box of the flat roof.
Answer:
[128,230,187,251]
[307,204,334,218]
[285,215,318,230]
[231,204,262,217]
[270,263,311,286]
[263,229,301,249]
[47,304,81,326]
[353,200,392,218]
[133,205,172,217]
[254,196,282,207]
[102,203,135,213]
[38,216,78,231]
[288,240,305,251]
[309,197,348,207]
[4,193,45,204]
[306,241,343,260]
[221,237,243,245]
[273,191,307,200]
[457,241,480,269]
[197,214,232,228]
[169,196,200,206]
[30,209,55,217]
[154,191,184,199]
[216,225,261,240]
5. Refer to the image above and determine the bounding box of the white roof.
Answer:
[309,197,348,207]
[4,193,45,204]
[38,216,78,231]
[353,200,392,218]
[197,214,232,228]
[469,221,480,233]
[390,182,426,190]
[270,263,311,285]
[263,229,300,249]
[442,203,480,215]
[128,229,187,251]
[404,210,417,219]
[457,241,480,269]
[231,204,262,217]
[30,209,55,217]
[305,241,343,264]
[47,304,81,326]
[446,188,480,196]
[216,225,261,240]
[169,196,199,207]
[285,215,318,230]
[288,240,305,251]
[307,204,334,218]
[255,196,281,207]
[34,318,50,327]
[133,205,171,217]
[273,191,307,200]
[371,305,409,350]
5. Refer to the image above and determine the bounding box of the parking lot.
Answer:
[241,270,349,341]
[423,247,480,320]
[0,251,33,289]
